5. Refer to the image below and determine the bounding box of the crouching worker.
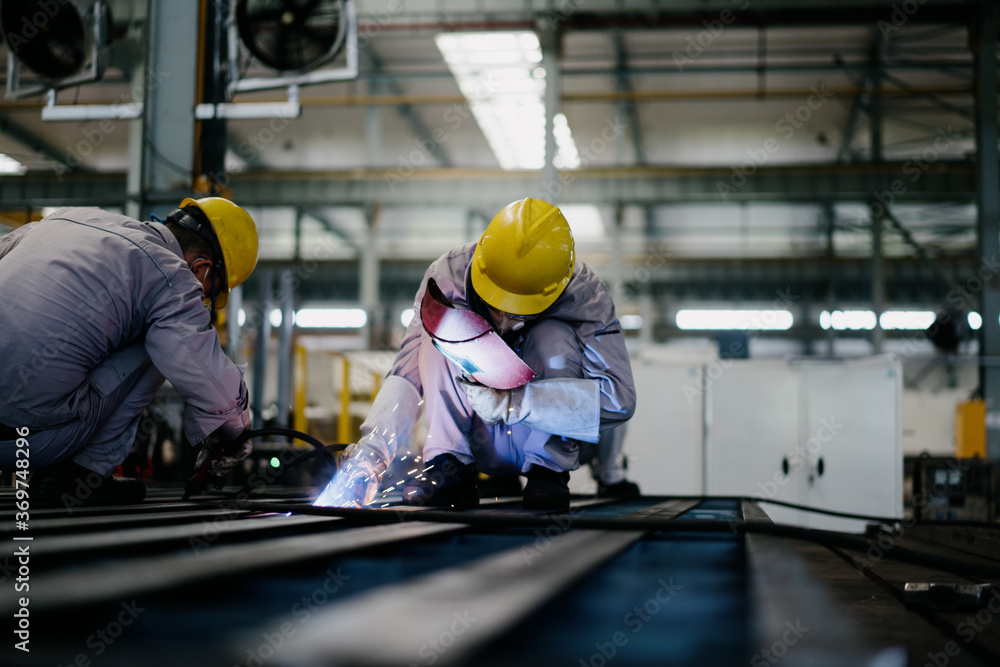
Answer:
[0,198,259,507]
[315,197,636,511]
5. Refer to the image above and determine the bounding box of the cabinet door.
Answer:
[624,363,705,496]
[800,360,902,532]
[705,361,802,525]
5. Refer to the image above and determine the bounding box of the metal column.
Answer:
[127,0,199,220]
[226,284,243,363]
[252,268,273,429]
[540,22,560,203]
[974,1,1000,461]
[276,269,295,429]
[360,207,380,349]
[871,212,884,354]
[870,41,885,355]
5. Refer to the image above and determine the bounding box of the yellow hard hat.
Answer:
[471,198,575,315]
[179,197,259,310]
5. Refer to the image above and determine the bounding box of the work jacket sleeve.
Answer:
[143,277,251,445]
[562,278,637,432]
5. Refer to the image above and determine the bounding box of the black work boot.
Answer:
[30,459,146,509]
[597,479,641,499]
[402,453,479,509]
[523,465,570,512]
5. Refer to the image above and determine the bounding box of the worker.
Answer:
[584,423,640,498]
[315,197,636,511]
[0,198,259,507]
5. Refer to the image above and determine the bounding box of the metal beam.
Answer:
[0,113,80,172]
[611,32,645,166]
[974,2,1000,463]
[364,47,452,167]
[282,500,698,665]
[17,520,466,612]
[0,163,980,209]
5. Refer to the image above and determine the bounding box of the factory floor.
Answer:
[1,487,998,667]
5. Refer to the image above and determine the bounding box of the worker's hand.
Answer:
[457,377,524,425]
[312,444,387,508]
[185,432,253,498]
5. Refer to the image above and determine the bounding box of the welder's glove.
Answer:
[312,444,387,508]
[312,375,422,508]
[185,431,253,498]
[457,378,523,426]
[195,433,253,478]
[460,377,603,444]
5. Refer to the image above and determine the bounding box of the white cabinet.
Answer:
[798,360,903,532]
[628,362,705,496]
[704,361,804,526]
[703,358,902,532]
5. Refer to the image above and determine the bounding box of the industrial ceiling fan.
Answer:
[0,0,112,99]
[236,0,348,74]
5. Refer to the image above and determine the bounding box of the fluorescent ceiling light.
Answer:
[0,154,25,175]
[819,310,877,331]
[561,204,605,241]
[620,314,644,330]
[270,309,282,328]
[436,31,581,170]
[969,312,982,330]
[675,309,793,331]
[878,311,936,330]
[295,308,367,329]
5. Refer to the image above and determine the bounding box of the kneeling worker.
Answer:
[0,198,259,506]
[315,197,636,511]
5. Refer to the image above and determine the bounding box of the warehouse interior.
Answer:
[2,0,1000,665]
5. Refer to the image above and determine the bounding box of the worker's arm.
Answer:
[312,374,421,507]
[143,277,251,446]
[460,283,636,444]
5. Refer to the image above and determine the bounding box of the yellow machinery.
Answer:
[955,399,986,458]
[292,346,385,446]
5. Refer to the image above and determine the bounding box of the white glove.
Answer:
[312,445,387,508]
[312,375,422,507]
[458,378,522,425]
[194,434,253,478]
[460,377,602,443]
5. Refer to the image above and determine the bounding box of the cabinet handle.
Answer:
[781,457,789,476]
[817,458,825,477]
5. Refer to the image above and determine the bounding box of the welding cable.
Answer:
[239,502,1000,580]
[184,427,347,500]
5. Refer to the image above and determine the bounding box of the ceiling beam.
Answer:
[0,113,82,172]
[0,162,979,209]
[363,47,452,168]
